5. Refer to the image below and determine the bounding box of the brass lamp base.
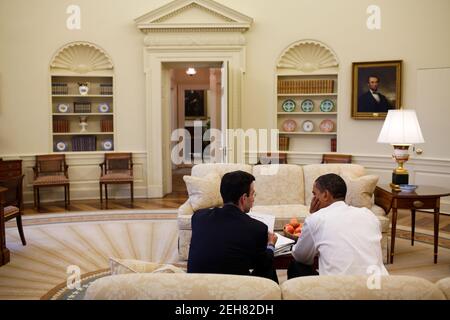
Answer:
[390,145,410,190]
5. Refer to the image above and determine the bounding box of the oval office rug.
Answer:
[1,210,450,299]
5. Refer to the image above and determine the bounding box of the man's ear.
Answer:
[323,190,332,201]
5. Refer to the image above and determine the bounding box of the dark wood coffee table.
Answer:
[274,254,294,269]
[374,185,450,264]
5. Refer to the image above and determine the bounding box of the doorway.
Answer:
[162,61,228,196]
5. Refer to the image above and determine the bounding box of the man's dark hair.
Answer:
[220,170,255,204]
[314,173,347,200]
[367,75,380,82]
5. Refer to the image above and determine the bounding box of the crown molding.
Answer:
[135,0,253,33]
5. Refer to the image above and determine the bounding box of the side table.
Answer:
[374,185,450,264]
[0,186,10,266]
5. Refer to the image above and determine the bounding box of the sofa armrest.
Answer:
[178,200,194,216]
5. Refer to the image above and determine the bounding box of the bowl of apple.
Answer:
[283,218,303,241]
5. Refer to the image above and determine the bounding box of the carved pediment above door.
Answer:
[135,0,253,32]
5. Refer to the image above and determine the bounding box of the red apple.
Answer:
[285,224,295,234]
[290,218,300,228]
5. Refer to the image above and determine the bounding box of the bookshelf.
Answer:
[276,40,339,154]
[49,42,115,153]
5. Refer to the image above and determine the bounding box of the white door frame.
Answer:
[143,48,245,197]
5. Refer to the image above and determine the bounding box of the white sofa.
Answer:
[178,163,390,262]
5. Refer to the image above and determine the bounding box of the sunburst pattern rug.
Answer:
[0,210,449,300]
[0,210,180,300]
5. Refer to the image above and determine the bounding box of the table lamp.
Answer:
[377,110,425,189]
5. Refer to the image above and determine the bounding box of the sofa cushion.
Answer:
[343,174,379,208]
[183,173,222,211]
[303,164,366,205]
[281,275,446,300]
[109,258,185,275]
[253,164,305,206]
[84,273,282,300]
[251,204,310,230]
[191,163,252,178]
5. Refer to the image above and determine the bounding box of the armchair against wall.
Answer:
[33,154,70,211]
[99,153,134,209]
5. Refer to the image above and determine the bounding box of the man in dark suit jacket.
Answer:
[187,170,279,283]
[358,75,392,113]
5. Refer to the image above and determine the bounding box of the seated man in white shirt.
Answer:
[288,173,388,278]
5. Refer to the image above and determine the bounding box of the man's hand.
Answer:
[267,232,278,246]
[309,196,321,214]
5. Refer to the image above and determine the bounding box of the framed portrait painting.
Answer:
[351,60,402,120]
[185,89,207,120]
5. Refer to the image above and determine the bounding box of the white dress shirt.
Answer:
[292,201,388,276]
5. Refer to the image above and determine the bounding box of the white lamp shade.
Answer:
[377,110,425,145]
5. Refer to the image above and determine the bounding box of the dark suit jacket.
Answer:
[358,90,392,113]
[187,204,273,276]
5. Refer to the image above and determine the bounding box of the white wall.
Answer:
[0,0,449,208]
[1,0,449,158]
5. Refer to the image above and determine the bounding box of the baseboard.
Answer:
[23,186,148,204]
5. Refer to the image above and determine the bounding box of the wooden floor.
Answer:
[23,168,189,214]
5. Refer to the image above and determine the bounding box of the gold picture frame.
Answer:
[351,60,402,120]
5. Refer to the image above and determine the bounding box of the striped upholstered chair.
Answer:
[33,154,70,210]
[99,153,134,209]
[0,175,26,245]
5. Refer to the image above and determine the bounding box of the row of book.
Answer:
[53,120,69,133]
[278,136,337,152]
[52,83,68,95]
[278,79,334,94]
[74,103,91,113]
[72,135,97,152]
[101,119,114,132]
[279,136,289,151]
[51,83,113,95]
[100,84,113,95]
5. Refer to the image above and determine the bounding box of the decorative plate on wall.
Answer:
[319,119,335,132]
[102,140,113,151]
[282,99,296,112]
[320,99,335,112]
[56,141,67,152]
[282,119,297,132]
[302,120,314,132]
[57,104,69,113]
[301,99,314,112]
[98,103,110,113]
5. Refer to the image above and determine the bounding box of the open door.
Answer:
[220,61,230,163]
[161,65,172,195]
